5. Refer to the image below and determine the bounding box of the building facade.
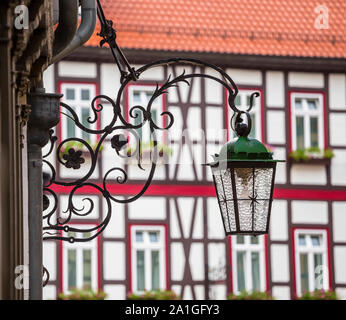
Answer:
[41,0,346,300]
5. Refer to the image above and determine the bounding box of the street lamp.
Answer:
[208,107,284,236]
[42,0,283,242]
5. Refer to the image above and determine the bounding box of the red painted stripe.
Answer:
[50,183,346,201]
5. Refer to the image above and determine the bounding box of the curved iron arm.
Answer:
[42,0,260,243]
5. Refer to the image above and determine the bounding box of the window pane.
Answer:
[68,249,77,290]
[310,117,319,148]
[83,249,92,289]
[251,252,261,291]
[66,107,76,138]
[135,231,143,242]
[81,89,90,101]
[250,236,259,244]
[300,253,309,293]
[66,88,75,100]
[295,98,302,110]
[311,235,321,247]
[133,92,141,104]
[136,250,145,291]
[296,116,304,149]
[249,113,256,139]
[149,232,159,242]
[236,235,245,244]
[236,251,246,292]
[246,95,251,107]
[81,108,90,141]
[134,111,142,141]
[234,95,241,106]
[151,250,160,290]
[307,99,318,110]
[298,235,306,246]
[314,253,323,290]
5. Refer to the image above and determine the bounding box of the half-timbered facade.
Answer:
[42,0,346,300]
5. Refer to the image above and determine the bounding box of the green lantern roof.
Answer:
[210,136,284,164]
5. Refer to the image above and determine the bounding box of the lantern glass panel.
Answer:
[212,169,236,233]
[211,162,276,235]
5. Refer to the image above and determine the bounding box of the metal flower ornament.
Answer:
[42,0,283,243]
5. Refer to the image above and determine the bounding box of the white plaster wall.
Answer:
[194,285,205,300]
[271,244,290,282]
[336,288,346,300]
[329,113,346,146]
[170,242,185,281]
[331,150,346,186]
[288,72,324,88]
[128,197,166,220]
[226,68,262,85]
[207,197,225,239]
[192,208,204,239]
[209,284,227,300]
[269,200,288,241]
[100,63,121,100]
[43,285,56,300]
[133,64,164,81]
[205,67,223,104]
[170,199,181,238]
[334,246,346,284]
[272,286,291,300]
[332,202,346,242]
[60,195,99,220]
[329,73,346,110]
[206,107,225,141]
[183,285,193,300]
[291,201,328,224]
[58,61,97,78]
[291,165,327,185]
[272,147,286,184]
[266,71,284,107]
[104,284,126,300]
[103,241,125,280]
[42,65,55,93]
[103,198,125,238]
[266,111,286,144]
[186,107,202,141]
[43,242,56,281]
[208,243,226,269]
[189,243,205,281]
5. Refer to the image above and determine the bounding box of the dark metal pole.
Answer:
[27,144,43,300]
[27,89,61,300]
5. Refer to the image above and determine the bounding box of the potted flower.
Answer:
[126,289,180,300]
[58,287,107,300]
[288,147,334,165]
[227,290,274,300]
[298,289,339,300]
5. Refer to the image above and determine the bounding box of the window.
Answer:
[290,93,324,150]
[60,83,97,142]
[231,235,266,293]
[62,230,98,292]
[228,89,262,140]
[130,225,166,293]
[128,85,164,145]
[294,229,329,296]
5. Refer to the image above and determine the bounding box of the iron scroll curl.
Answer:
[42,57,260,242]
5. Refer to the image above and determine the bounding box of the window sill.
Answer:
[288,157,331,166]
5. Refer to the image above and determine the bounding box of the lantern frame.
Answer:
[208,111,284,236]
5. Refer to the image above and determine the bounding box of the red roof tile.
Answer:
[85,0,346,58]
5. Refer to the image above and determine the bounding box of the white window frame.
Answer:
[294,229,329,297]
[62,225,98,293]
[228,89,262,141]
[128,85,164,145]
[130,225,166,293]
[60,83,97,143]
[231,235,266,294]
[290,92,324,151]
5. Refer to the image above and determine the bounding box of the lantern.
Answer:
[208,110,284,236]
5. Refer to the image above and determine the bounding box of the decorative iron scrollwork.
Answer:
[42,0,260,243]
